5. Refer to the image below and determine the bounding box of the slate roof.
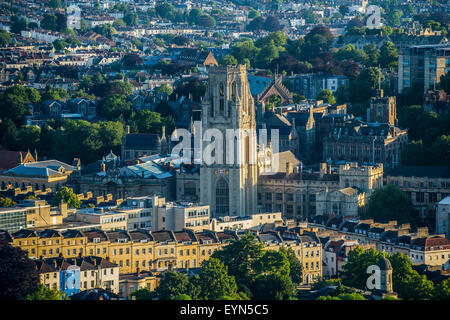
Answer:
[5,160,75,177]
[195,231,218,243]
[216,231,237,242]
[84,229,109,242]
[106,230,131,242]
[0,150,34,171]
[384,166,450,179]
[247,75,273,96]
[129,229,153,242]
[126,161,173,179]
[412,236,450,250]
[173,230,195,242]
[124,133,161,149]
[151,230,174,242]
[258,231,282,243]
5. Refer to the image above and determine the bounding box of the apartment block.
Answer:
[398,44,450,94]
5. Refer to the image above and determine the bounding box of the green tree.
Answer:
[26,284,67,300]
[172,293,192,300]
[195,258,240,300]
[53,187,81,208]
[79,75,94,93]
[251,273,297,300]
[429,135,450,167]
[0,30,11,47]
[401,273,435,300]
[379,41,398,70]
[363,44,380,67]
[255,31,287,48]
[364,184,417,225]
[26,88,41,104]
[10,16,28,34]
[318,292,366,300]
[341,246,384,289]
[231,40,259,66]
[434,279,450,300]
[154,270,192,300]
[253,250,290,277]
[130,288,155,300]
[333,45,368,64]
[316,89,336,105]
[220,55,238,66]
[155,2,176,20]
[279,247,303,284]
[303,9,318,24]
[49,0,62,8]
[317,295,341,300]
[17,125,41,152]
[349,67,385,103]
[248,8,260,19]
[154,84,172,96]
[293,93,306,104]
[0,85,32,126]
[41,86,70,101]
[0,118,18,149]
[93,24,117,38]
[386,10,403,27]
[401,140,428,166]
[41,14,58,31]
[0,238,40,299]
[440,71,450,95]
[101,95,133,121]
[0,197,16,207]
[113,19,127,28]
[301,34,329,60]
[256,43,279,68]
[335,85,349,104]
[124,12,138,26]
[129,110,163,134]
[211,231,265,288]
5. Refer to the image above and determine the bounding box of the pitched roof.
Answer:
[0,150,35,171]
[384,166,450,179]
[151,230,174,242]
[124,133,161,149]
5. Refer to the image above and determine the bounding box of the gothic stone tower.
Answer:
[200,65,258,217]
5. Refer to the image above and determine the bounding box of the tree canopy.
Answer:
[0,239,39,299]
[364,183,418,226]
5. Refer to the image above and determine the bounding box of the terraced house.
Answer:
[3,226,324,283]
[258,229,323,284]
[3,228,237,274]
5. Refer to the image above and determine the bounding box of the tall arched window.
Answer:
[216,179,229,216]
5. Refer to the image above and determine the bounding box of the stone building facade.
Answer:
[367,90,397,126]
[257,162,383,222]
[199,65,258,217]
[322,121,408,168]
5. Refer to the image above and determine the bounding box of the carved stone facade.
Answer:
[199,65,258,217]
